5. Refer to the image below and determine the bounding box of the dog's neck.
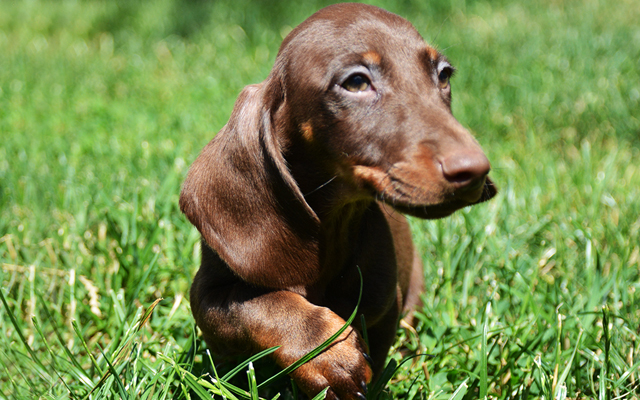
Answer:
[283,135,377,286]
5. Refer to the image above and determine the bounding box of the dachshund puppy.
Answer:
[180,3,496,399]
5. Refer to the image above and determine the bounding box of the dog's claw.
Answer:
[356,392,367,400]
[363,353,373,366]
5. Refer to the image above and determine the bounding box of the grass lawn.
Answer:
[1,0,639,398]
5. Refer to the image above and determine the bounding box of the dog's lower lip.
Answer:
[453,178,487,202]
[387,199,461,219]
[457,176,486,192]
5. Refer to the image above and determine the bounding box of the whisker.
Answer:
[376,167,413,223]
[433,16,451,46]
[303,176,337,197]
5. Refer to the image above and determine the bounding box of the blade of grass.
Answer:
[222,346,280,381]
[72,320,105,378]
[291,378,299,399]
[247,362,259,400]
[205,348,231,399]
[159,352,246,399]
[311,387,329,400]
[368,358,397,400]
[98,345,129,398]
[183,367,231,400]
[600,307,611,400]
[126,251,161,317]
[37,292,85,372]
[85,299,163,398]
[554,330,583,399]
[31,315,79,396]
[536,352,555,398]
[479,301,490,399]
[138,297,163,331]
[0,288,46,369]
[448,378,469,400]
[106,251,161,352]
[0,351,21,396]
[370,353,435,400]
[83,304,149,398]
[615,358,640,387]
[552,311,563,395]
[360,314,369,349]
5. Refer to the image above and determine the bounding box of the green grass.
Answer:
[1,0,639,398]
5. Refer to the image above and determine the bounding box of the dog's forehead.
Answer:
[279,4,433,62]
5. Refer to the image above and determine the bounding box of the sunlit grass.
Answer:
[1,0,639,398]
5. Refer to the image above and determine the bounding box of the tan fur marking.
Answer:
[362,51,382,64]
[425,46,439,61]
[301,122,314,141]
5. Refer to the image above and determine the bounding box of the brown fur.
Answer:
[180,4,496,399]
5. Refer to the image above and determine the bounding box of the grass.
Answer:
[1,0,639,398]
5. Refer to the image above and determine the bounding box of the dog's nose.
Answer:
[441,151,491,187]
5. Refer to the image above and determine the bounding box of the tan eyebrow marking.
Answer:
[362,50,382,64]
[424,45,440,61]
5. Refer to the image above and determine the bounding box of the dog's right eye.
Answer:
[341,74,371,92]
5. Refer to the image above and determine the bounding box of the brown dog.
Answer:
[180,3,496,399]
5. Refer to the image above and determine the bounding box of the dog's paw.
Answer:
[277,313,373,400]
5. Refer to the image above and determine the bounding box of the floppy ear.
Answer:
[180,82,321,288]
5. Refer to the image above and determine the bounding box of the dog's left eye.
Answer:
[437,62,455,89]
[342,74,371,92]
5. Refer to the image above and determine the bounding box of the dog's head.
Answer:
[180,4,497,287]
[270,3,497,219]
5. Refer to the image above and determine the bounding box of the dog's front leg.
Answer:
[191,281,372,400]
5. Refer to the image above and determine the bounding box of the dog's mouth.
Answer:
[352,165,497,220]
[387,178,497,219]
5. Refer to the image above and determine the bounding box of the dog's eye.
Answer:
[342,74,371,92]
[437,63,455,89]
